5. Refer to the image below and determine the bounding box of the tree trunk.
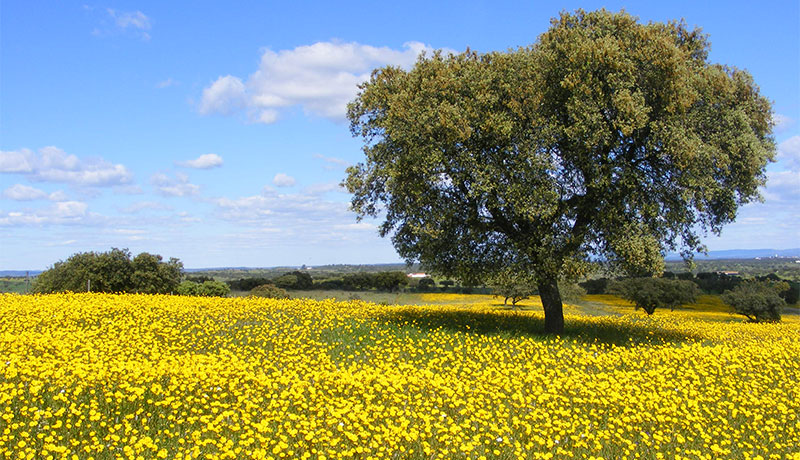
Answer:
[538,277,564,334]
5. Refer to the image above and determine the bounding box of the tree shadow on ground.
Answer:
[377,308,704,348]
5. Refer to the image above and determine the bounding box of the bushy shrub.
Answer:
[176,281,200,296]
[722,280,786,323]
[176,280,230,297]
[199,281,230,297]
[608,278,699,315]
[249,284,290,299]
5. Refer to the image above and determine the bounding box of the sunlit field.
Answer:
[1,293,798,459]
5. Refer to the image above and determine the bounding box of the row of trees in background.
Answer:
[581,272,799,304]
[606,277,790,322]
[32,248,182,294]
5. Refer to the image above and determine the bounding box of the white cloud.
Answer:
[54,201,89,218]
[0,149,35,172]
[151,172,200,197]
[199,40,451,123]
[762,169,800,203]
[199,76,247,115]
[3,184,47,201]
[177,153,224,169]
[120,201,172,214]
[273,173,296,187]
[314,153,349,170]
[3,184,67,202]
[48,190,69,201]
[107,9,151,40]
[0,200,89,226]
[776,136,800,169]
[304,181,344,195]
[0,146,132,187]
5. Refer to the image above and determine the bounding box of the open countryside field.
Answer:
[1,293,798,459]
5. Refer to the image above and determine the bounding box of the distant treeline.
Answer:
[580,272,799,305]
[227,270,413,293]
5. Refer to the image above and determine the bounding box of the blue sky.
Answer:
[1,1,798,269]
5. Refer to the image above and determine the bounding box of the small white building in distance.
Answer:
[407,273,428,278]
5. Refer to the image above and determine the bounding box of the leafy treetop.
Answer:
[345,9,775,333]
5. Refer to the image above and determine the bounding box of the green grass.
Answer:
[0,278,29,294]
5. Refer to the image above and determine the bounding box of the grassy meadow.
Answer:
[0,292,798,459]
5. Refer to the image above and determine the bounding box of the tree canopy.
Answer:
[345,9,775,333]
[609,278,699,315]
[32,248,183,294]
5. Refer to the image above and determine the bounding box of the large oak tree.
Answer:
[344,10,775,333]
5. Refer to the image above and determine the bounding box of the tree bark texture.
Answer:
[538,277,564,334]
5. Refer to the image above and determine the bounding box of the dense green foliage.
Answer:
[609,278,700,315]
[345,9,775,333]
[32,248,182,294]
[273,271,314,290]
[249,284,290,299]
[417,277,436,290]
[176,280,231,297]
[227,277,272,292]
[722,280,786,322]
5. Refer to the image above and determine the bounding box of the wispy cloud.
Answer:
[177,154,224,169]
[199,41,455,124]
[0,200,90,226]
[0,147,132,187]
[273,173,296,187]
[156,78,178,89]
[2,184,67,201]
[314,153,350,170]
[151,172,200,197]
[106,9,151,40]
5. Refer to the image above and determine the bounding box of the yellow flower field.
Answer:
[1,293,798,459]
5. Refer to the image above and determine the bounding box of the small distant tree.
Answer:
[418,277,436,291]
[249,284,290,299]
[722,280,786,323]
[491,270,537,307]
[609,278,699,315]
